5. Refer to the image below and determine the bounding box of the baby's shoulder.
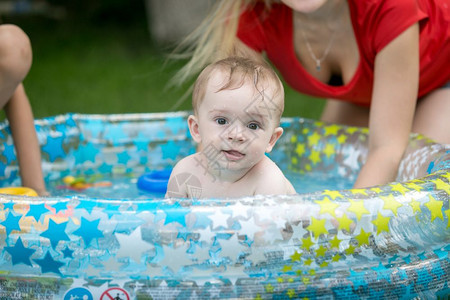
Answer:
[251,157,296,195]
[172,153,201,171]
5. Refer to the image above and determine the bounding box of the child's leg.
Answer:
[412,84,450,144]
[0,24,32,107]
[0,25,46,195]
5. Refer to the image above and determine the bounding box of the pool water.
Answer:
[47,170,354,199]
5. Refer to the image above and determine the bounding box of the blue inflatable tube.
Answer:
[137,169,172,194]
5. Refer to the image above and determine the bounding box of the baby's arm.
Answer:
[5,85,47,195]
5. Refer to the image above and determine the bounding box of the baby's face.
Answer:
[195,71,283,172]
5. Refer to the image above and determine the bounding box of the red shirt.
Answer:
[237,0,450,106]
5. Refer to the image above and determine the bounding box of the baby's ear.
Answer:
[188,115,201,143]
[266,127,283,153]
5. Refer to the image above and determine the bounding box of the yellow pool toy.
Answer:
[0,187,38,197]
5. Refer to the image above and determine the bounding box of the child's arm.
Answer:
[4,84,47,195]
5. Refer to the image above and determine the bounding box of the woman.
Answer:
[173,0,450,188]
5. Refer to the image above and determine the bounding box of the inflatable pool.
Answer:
[0,112,448,299]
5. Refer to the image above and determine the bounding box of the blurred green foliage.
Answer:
[1,1,324,119]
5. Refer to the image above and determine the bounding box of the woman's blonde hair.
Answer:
[170,0,273,88]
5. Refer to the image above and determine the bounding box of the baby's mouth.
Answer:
[222,150,245,161]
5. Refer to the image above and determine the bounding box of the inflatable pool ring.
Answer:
[0,112,447,299]
[137,169,172,194]
[0,187,38,196]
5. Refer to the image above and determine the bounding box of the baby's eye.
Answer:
[247,123,260,130]
[215,118,228,125]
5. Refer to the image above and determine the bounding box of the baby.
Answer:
[166,57,295,198]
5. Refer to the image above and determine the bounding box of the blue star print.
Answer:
[42,135,65,162]
[40,219,70,248]
[162,202,189,227]
[73,217,103,247]
[34,251,64,275]
[5,237,35,266]
[48,201,68,214]
[117,151,131,164]
[62,246,74,259]
[76,142,100,164]
[26,203,49,222]
[1,211,22,235]
[2,143,16,164]
[160,140,181,160]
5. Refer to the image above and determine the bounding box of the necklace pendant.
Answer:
[316,61,321,71]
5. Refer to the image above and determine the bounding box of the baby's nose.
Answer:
[227,124,246,142]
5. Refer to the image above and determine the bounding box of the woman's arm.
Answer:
[354,23,419,188]
[5,84,47,195]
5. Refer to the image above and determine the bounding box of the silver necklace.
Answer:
[300,28,336,71]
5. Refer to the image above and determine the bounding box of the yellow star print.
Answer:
[351,189,368,196]
[441,172,450,181]
[287,289,296,298]
[445,209,450,228]
[371,212,391,234]
[380,194,403,216]
[308,132,321,146]
[323,143,336,158]
[433,179,450,194]
[390,183,410,195]
[425,194,443,222]
[282,265,292,272]
[322,189,343,200]
[345,244,356,255]
[409,198,421,214]
[255,294,263,300]
[371,187,383,193]
[355,228,371,246]
[346,127,359,134]
[336,214,353,232]
[304,258,313,266]
[324,124,340,136]
[301,236,315,251]
[315,197,339,217]
[319,261,329,268]
[290,251,302,262]
[309,150,321,165]
[332,254,341,262]
[347,199,370,220]
[307,217,328,239]
[337,134,347,144]
[405,182,424,192]
[315,245,327,257]
[296,143,306,156]
[329,235,342,249]
[265,284,274,293]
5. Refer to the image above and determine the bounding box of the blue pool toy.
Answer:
[137,169,172,194]
[0,112,448,299]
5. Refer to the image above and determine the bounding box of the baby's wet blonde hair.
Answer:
[192,56,284,119]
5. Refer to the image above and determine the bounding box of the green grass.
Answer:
[2,15,325,120]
